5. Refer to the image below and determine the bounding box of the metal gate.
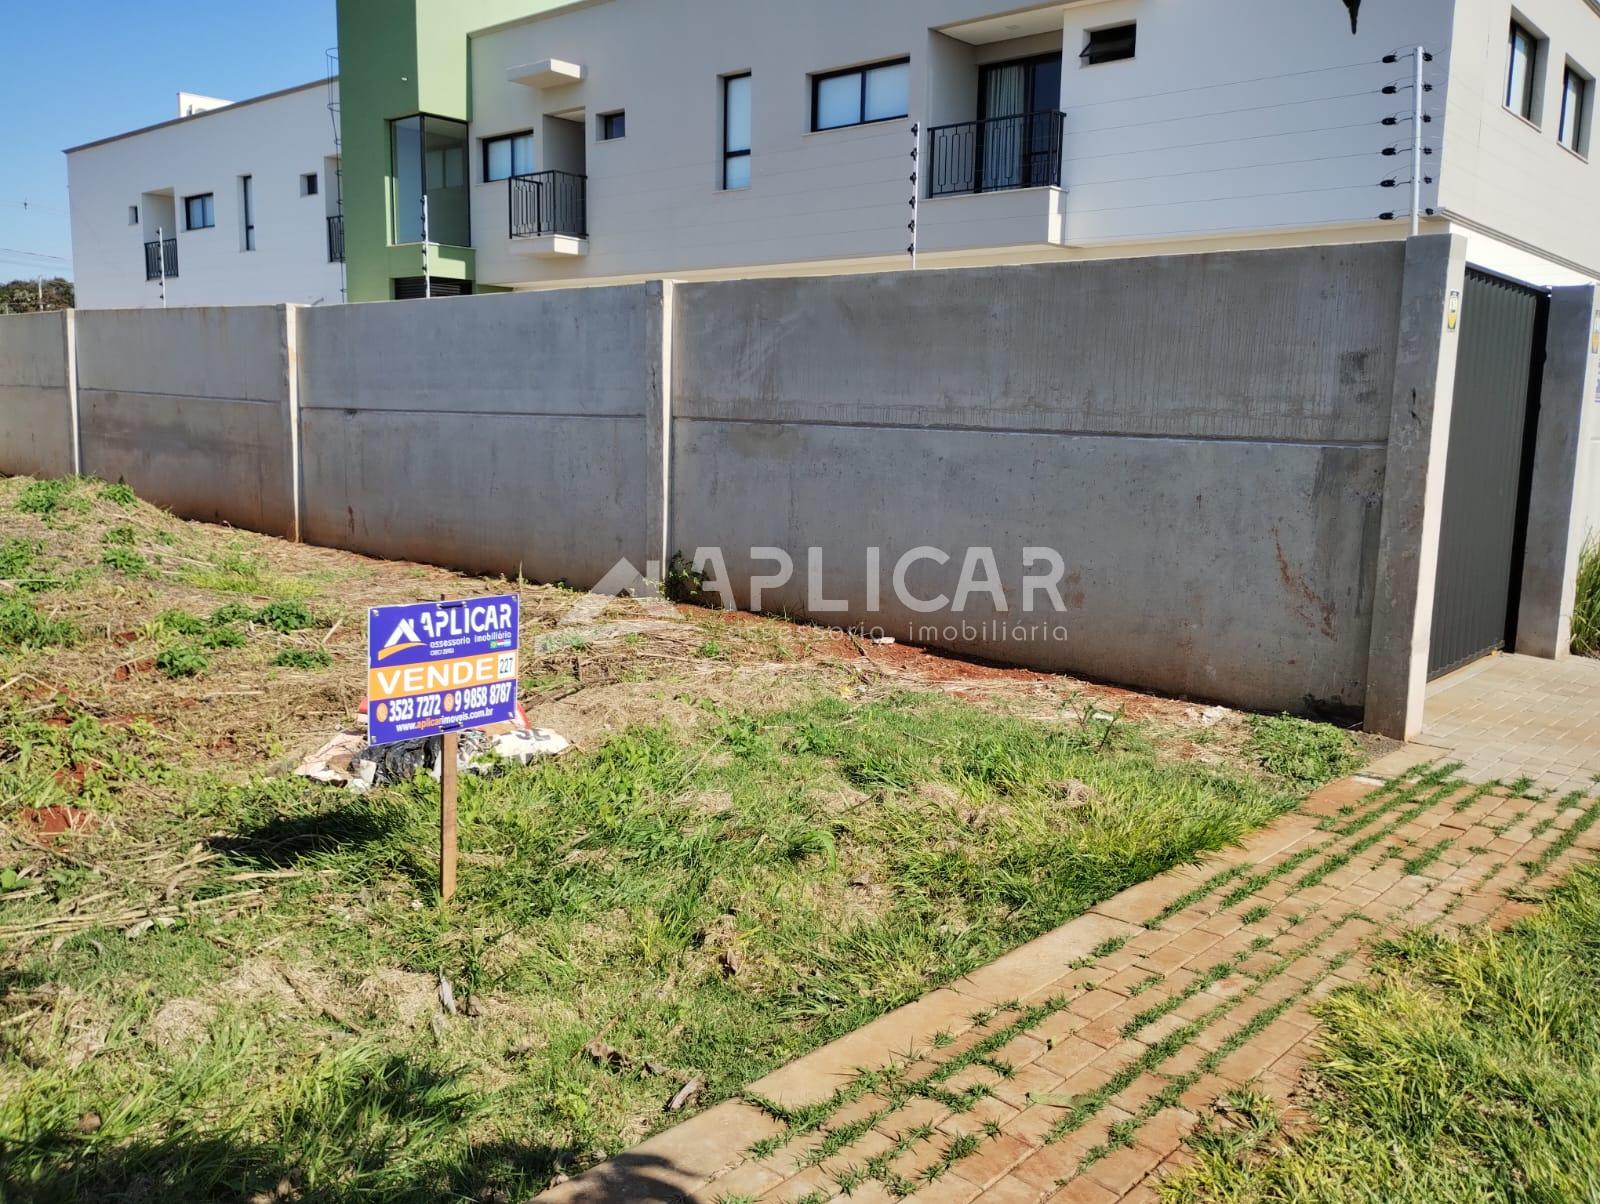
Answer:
[1427,268,1548,679]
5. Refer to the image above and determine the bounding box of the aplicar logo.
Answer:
[377,617,423,660]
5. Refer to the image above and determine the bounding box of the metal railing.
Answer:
[927,111,1066,198]
[508,170,588,239]
[326,214,345,262]
[143,238,178,280]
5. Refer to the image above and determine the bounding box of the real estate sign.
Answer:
[366,595,520,747]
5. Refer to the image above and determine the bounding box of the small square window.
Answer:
[1081,23,1136,66]
[599,111,626,140]
[184,193,214,230]
[128,205,139,226]
[302,172,319,196]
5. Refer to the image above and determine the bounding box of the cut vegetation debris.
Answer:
[0,474,1373,1202]
[1163,861,1600,1203]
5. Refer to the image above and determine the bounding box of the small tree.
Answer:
[0,277,74,314]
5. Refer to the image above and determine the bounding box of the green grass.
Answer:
[273,648,333,670]
[1245,714,1363,788]
[0,595,79,650]
[1572,536,1600,656]
[0,692,1325,1202]
[1162,862,1600,1203]
[153,644,209,678]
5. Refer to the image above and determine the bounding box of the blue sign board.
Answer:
[366,594,520,747]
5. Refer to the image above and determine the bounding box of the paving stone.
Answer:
[1082,1142,1165,1196]
[903,1173,984,1204]
[958,914,1142,1005]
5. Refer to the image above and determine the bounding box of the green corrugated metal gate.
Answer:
[1427,268,1549,680]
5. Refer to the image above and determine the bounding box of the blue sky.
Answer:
[0,0,336,282]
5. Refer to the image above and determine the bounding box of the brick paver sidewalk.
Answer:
[537,751,1600,1204]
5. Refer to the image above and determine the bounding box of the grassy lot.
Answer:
[0,476,1367,1203]
[1163,863,1600,1203]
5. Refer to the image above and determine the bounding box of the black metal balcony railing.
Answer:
[508,170,588,239]
[927,111,1066,198]
[326,214,345,263]
[143,238,178,280]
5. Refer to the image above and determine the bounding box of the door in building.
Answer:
[977,53,1061,190]
[1427,268,1548,678]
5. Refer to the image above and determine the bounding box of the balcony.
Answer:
[327,214,345,263]
[508,170,588,257]
[143,238,177,280]
[927,111,1066,198]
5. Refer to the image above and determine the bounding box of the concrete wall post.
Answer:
[1516,284,1600,658]
[282,304,303,542]
[643,279,675,583]
[64,308,81,476]
[1364,233,1468,740]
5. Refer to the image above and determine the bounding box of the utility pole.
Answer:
[36,276,43,311]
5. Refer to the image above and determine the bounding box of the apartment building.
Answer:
[65,0,1600,305]
[459,0,1599,293]
[66,81,346,309]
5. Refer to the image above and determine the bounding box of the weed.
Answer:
[698,639,725,659]
[154,644,210,678]
[255,599,317,633]
[1,536,40,578]
[1572,537,1600,656]
[103,525,137,546]
[101,546,149,575]
[0,596,78,650]
[664,551,706,604]
[1246,714,1363,787]
[156,609,208,637]
[1163,866,1600,1202]
[202,625,247,650]
[210,602,254,626]
[99,481,138,507]
[1240,904,1271,925]
[273,648,333,670]
[14,478,86,516]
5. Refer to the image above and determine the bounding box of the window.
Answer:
[1507,19,1540,120]
[599,111,626,141]
[482,131,534,181]
[1082,23,1136,65]
[240,175,255,251]
[1560,65,1590,154]
[184,193,214,230]
[302,171,319,196]
[391,115,470,245]
[127,205,138,226]
[723,73,751,189]
[811,58,909,131]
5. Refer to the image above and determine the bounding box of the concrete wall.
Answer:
[294,286,662,586]
[0,310,76,479]
[671,243,1407,715]
[74,306,297,537]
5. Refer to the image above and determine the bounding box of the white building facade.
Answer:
[66,81,345,310]
[465,0,1600,291]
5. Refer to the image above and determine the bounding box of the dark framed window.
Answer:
[128,204,139,226]
[599,111,626,141]
[482,131,534,181]
[1081,23,1136,66]
[723,73,751,189]
[302,171,319,196]
[811,58,909,131]
[183,193,214,230]
[1559,64,1590,154]
[240,175,255,251]
[1506,19,1540,119]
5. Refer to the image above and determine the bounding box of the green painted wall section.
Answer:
[336,0,570,301]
